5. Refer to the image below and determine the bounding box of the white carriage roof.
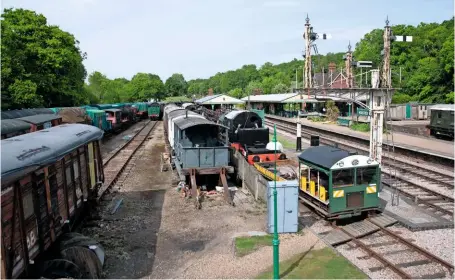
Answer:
[1,124,104,183]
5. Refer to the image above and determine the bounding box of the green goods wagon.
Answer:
[148,103,161,120]
[86,109,112,131]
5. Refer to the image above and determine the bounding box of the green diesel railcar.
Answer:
[428,105,454,139]
[298,146,381,220]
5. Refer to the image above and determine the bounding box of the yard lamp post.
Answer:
[272,125,280,279]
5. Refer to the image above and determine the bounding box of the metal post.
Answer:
[296,115,302,151]
[273,125,280,279]
[295,68,298,89]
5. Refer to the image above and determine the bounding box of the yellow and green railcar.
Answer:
[298,146,381,220]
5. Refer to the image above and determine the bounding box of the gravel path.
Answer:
[83,122,329,279]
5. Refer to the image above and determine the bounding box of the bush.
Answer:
[350,122,370,132]
[325,100,339,122]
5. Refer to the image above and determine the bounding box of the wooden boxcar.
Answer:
[428,105,454,138]
[298,146,381,220]
[17,114,62,132]
[1,119,31,140]
[1,124,105,278]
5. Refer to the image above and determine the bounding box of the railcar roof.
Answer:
[104,108,122,112]
[174,115,220,130]
[429,104,455,111]
[17,114,61,124]
[1,124,104,184]
[1,119,32,135]
[224,110,260,119]
[298,146,351,170]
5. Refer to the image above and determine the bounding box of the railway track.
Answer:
[265,118,455,218]
[97,120,158,201]
[329,218,454,279]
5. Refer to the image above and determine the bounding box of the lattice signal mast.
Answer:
[302,14,331,90]
[344,42,354,88]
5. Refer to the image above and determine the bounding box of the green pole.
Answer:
[273,125,280,279]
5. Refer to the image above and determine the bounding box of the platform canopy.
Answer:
[195,94,244,105]
[242,93,325,103]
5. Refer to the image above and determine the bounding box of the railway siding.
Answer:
[265,114,454,167]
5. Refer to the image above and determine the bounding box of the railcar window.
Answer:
[22,189,34,219]
[319,172,329,188]
[437,112,442,118]
[73,161,79,180]
[65,164,73,186]
[332,169,354,188]
[356,167,377,185]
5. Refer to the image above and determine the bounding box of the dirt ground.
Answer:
[83,122,324,279]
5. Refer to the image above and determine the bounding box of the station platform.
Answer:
[267,115,454,159]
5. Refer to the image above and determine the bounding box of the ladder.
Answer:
[384,91,399,206]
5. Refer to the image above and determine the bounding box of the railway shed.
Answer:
[195,94,244,110]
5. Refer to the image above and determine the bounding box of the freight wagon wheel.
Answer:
[60,246,103,279]
[41,259,82,279]
[58,233,105,266]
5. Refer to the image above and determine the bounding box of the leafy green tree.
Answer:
[126,73,165,101]
[272,83,290,94]
[1,8,87,109]
[245,81,264,96]
[165,73,188,97]
[228,88,244,99]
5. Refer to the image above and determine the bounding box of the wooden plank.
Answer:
[173,157,186,182]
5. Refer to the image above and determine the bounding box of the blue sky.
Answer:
[2,0,453,81]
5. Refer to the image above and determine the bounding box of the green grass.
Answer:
[256,247,368,279]
[350,122,370,132]
[308,116,325,122]
[270,133,296,150]
[235,235,274,257]
[163,96,192,102]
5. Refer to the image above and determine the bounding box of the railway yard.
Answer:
[1,103,454,279]
[80,113,453,278]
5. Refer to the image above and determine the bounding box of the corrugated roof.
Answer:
[298,146,351,170]
[2,124,104,184]
[1,119,31,135]
[18,114,61,124]
[241,93,298,103]
[195,94,221,104]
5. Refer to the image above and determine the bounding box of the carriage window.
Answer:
[73,161,80,180]
[319,172,329,188]
[437,112,442,118]
[332,169,354,188]
[356,167,377,185]
[22,191,34,219]
[65,165,73,185]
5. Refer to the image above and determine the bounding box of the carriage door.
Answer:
[19,177,39,260]
[87,143,96,190]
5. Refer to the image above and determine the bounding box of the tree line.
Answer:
[1,8,453,110]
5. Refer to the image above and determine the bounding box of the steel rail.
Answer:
[97,121,157,201]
